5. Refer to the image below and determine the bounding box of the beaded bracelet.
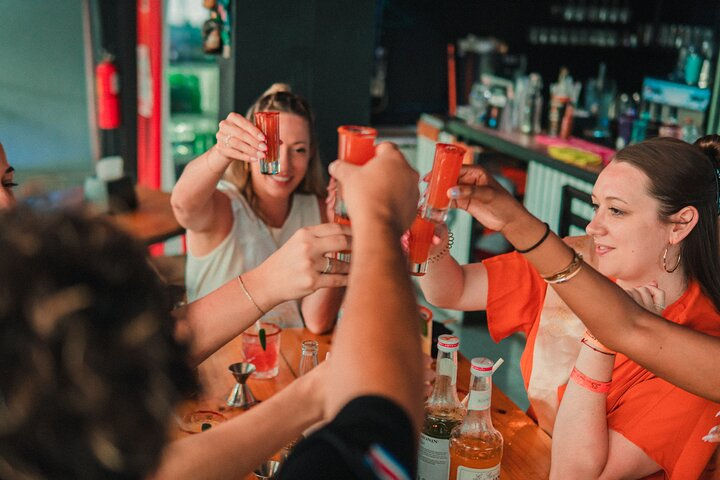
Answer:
[541,251,583,284]
[570,366,611,394]
[428,230,454,264]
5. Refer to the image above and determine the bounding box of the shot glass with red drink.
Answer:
[254,111,280,175]
[332,125,377,262]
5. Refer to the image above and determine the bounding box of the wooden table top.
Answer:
[179,327,551,479]
[111,186,184,245]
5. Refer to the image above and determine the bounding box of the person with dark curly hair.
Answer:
[0,142,426,480]
[0,209,195,479]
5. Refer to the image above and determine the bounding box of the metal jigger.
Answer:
[227,362,258,409]
[253,460,281,480]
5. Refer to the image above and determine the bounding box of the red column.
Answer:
[137,0,162,189]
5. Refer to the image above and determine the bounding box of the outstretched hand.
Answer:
[448,165,525,233]
[259,223,351,304]
[210,112,269,164]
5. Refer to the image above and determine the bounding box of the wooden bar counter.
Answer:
[178,327,551,479]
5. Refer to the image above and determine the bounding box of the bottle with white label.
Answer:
[449,357,503,480]
[417,334,466,480]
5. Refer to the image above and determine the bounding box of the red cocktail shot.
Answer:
[408,215,435,276]
[423,143,466,222]
[333,125,378,262]
[241,323,281,379]
[254,111,280,175]
[337,125,377,165]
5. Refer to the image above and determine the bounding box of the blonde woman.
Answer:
[172,84,344,333]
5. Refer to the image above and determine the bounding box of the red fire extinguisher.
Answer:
[95,54,121,129]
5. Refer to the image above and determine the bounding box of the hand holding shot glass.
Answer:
[332,125,377,262]
[254,111,280,175]
[407,143,466,275]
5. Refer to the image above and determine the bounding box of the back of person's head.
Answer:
[227,83,325,201]
[0,209,194,480]
[614,136,720,311]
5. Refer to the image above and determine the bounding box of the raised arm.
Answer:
[171,113,265,236]
[324,142,424,427]
[417,223,490,311]
[448,164,720,402]
[175,222,350,366]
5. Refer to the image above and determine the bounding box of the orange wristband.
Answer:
[570,367,611,394]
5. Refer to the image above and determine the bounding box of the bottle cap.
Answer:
[437,334,459,353]
[471,357,494,377]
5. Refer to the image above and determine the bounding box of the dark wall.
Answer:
[221,0,375,168]
[373,0,720,125]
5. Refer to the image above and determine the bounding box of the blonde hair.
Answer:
[225,84,326,219]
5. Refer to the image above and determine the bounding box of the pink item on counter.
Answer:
[535,134,616,166]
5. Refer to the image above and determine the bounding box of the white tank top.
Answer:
[185,180,322,328]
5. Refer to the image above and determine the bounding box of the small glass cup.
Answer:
[254,111,280,175]
[333,125,377,262]
[422,143,466,223]
[242,323,282,379]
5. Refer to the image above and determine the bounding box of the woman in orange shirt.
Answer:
[420,136,720,478]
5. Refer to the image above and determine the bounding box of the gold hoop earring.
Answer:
[662,245,681,273]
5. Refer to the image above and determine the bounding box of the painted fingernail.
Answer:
[257,133,265,141]
[448,187,462,198]
[257,151,265,160]
[258,142,267,151]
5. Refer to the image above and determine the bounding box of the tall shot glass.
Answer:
[407,143,466,275]
[332,125,377,262]
[408,215,436,276]
[254,111,280,175]
[421,143,467,223]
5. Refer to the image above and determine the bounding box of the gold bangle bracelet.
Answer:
[237,274,266,315]
[542,251,583,284]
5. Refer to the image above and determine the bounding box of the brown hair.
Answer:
[614,136,720,311]
[224,84,326,219]
[0,209,194,479]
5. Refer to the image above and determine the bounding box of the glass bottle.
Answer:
[298,340,319,376]
[417,334,466,480]
[449,357,503,480]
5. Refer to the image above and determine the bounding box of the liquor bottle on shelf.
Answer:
[449,357,503,480]
[417,335,466,480]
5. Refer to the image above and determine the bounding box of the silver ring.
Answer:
[322,257,332,274]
